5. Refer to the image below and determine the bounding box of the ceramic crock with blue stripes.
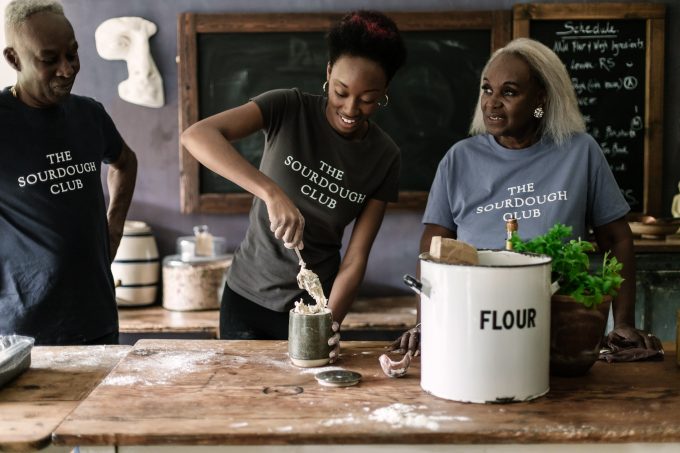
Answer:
[111,221,160,306]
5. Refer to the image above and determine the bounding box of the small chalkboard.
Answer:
[513,3,665,216]
[178,12,511,214]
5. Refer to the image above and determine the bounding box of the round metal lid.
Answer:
[315,370,362,387]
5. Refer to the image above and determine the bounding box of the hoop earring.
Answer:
[378,93,389,107]
[322,81,328,95]
[533,106,544,119]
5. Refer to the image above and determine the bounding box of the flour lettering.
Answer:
[480,308,537,330]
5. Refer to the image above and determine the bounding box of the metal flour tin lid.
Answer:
[315,370,362,387]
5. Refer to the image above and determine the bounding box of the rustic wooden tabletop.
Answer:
[52,339,680,448]
[0,345,130,452]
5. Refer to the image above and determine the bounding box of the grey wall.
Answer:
[62,0,680,297]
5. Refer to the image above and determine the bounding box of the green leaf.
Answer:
[511,223,623,307]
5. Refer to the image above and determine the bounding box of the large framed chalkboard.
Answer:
[513,3,665,216]
[178,12,511,214]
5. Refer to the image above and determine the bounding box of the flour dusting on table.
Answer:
[297,365,343,375]
[107,349,222,385]
[33,345,128,369]
[321,415,360,427]
[368,403,460,431]
[102,375,148,386]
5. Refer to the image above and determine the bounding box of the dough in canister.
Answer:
[293,265,327,314]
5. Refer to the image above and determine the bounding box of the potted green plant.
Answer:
[509,223,624,376]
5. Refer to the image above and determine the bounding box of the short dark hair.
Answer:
[327,10,407,83]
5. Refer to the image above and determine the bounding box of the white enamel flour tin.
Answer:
[418,250,552,403]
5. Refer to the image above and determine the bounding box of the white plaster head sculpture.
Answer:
[95,16,163,108]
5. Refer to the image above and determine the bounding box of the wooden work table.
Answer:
[51,340,680,452]
[0,344,130,452]
[118,295,417,341]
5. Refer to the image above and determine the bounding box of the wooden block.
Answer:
[429,236,478,265]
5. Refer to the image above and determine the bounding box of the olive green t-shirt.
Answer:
[227,88,400,311]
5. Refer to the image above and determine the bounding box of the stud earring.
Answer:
[377,93,390,107]
[533,106,544,119]
[322,81,328,95]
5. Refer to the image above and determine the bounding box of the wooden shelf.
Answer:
[633,238,680,253]
[118,295,418,339]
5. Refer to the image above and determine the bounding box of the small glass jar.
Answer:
[176,227,227,261]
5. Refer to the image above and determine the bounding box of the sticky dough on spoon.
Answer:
[294,263,328,314]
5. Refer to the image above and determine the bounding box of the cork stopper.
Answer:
[506,218,518,250]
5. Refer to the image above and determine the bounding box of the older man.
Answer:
[0,0,137,345]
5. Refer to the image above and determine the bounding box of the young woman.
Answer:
[181,11,407,355]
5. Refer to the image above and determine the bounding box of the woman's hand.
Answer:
[328,322,341,363]
[389,323,421,356]
[265,190,305,249]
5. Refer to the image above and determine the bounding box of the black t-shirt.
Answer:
[227,88,401,311]
[0,89,123,344]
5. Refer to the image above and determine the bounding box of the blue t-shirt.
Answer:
[0,89,123,344]
[423,133,630,249]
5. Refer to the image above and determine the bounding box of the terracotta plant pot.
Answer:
[550,294,612,377]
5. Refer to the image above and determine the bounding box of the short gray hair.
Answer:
[469,37,586,146]
[5,0,64,30]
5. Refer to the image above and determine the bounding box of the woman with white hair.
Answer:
[392,38,655,357]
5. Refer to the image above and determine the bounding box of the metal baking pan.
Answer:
[0,335,34,388]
